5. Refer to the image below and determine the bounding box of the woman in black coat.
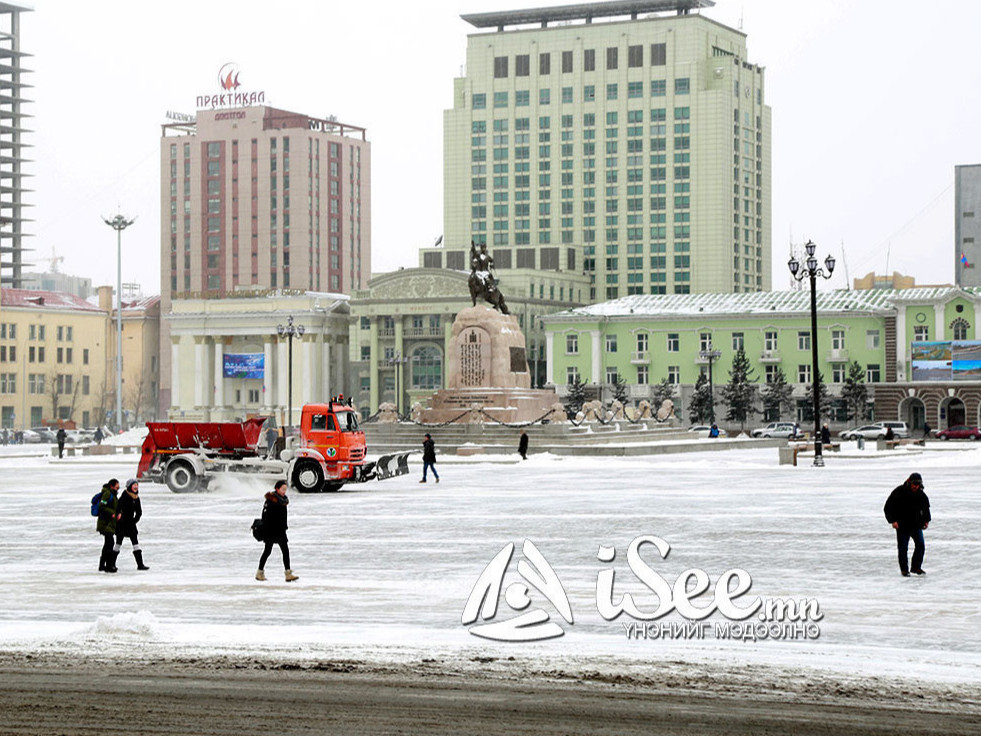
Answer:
[115,478,149,570]
[256,480,298,582]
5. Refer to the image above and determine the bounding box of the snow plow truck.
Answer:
[137,401,411,493]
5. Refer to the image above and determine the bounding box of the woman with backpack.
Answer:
[96,478,121,573]
[115,479,149,570]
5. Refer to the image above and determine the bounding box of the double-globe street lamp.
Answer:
[276,316,305,433]
[103,213,135,432]
[789,240,835,467]
[698,346,722,424]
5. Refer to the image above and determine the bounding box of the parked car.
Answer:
[751,422,801,439]
[19,429,41,443]
[688,425,728,438]
[30,426,57,443]
[935,425,981,441]
[839,422,909,440]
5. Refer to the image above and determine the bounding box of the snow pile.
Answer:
[104,426,148,446]
[75,611,162,640]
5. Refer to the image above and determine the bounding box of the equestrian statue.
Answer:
[468,240,510,315]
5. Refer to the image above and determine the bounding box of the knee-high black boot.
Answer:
[134,549,149,570]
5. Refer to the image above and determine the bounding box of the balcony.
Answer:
[827,348,849,363]
[630,350,650,364]
[759,350,782,363]
[404,327,443,338]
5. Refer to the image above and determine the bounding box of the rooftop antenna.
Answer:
[885,241,891,276]
[840,239,851,290]
[738,4,744,30]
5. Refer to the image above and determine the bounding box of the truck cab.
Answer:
[291,401,368,491]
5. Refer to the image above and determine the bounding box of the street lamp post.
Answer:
[102,214,135,432]
[789,240,835,467]
[698,346,722,424]
[387,351,410,418]
[276,316,305,432]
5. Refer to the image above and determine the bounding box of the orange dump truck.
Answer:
[138,401,410,493]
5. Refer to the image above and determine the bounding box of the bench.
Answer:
[879,438,926,450]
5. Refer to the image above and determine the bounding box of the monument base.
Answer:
[420,387,560,424]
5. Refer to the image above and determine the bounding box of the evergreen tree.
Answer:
[650,378,675,410]
[720,348,758,429]
[806,369,832,422]
[611,373,628,405]
[760,366,795,422]
[565,374,588,418]
[840,361,869,422]
[688,372,713,425]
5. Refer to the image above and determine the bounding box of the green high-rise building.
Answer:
[438,0,771,301]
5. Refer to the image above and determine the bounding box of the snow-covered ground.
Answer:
[1,441,979,694]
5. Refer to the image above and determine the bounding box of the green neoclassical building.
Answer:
[543,287,981,431]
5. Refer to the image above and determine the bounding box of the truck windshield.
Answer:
[338,411,360,432]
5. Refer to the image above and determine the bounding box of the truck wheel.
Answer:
[166,459,199,493]
[291,460,324,493]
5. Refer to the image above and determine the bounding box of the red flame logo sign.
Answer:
[218,63,241,91]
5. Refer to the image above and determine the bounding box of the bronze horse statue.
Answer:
[468,241,510,315]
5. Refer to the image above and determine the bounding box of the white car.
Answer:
[751,422,801,439]
[839,421,909,441]
[688,425,728,438]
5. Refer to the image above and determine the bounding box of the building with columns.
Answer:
[166,292,350,424]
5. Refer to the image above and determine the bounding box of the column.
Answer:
[301,334,313,405]
[194,337,207,408]
[895,309,907,382]
[934,305,945,343]
[213,338,225,410]
[322,336,332,401]
[545,331,555,386]
[590,329,602,386]
[369,317,379,412]
[263,338,275,411]
[170,336,181,411]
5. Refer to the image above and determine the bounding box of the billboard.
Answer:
[911,341,981,381]
[223,353,264,379]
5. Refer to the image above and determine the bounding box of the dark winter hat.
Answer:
[125,478,139,492]
[908,472,923,484]
[425,433,431,438]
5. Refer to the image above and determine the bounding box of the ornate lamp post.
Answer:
[789,240,835,467]
[276,316,305,432]
[698,345,722,424]
[102,213,135,432]
[387,351,410,417]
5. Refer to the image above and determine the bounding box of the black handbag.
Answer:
[251,518,265,542]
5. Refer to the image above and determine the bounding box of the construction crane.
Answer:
[48,246,63,273]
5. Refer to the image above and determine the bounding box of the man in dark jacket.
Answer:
[256,480,298,582]
[56,428,67,458]
[115,479,148,570]
[420,433,439,483]
[518,431,529,460]
[96,479,121,573]
[883,472,931,577]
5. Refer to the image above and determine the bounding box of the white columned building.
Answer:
[166,292,351,423]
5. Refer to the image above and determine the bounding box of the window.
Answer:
[566,334,579,354]
[650,43,666,66]
[606,47,618,70]
[674,78,690,95]
[584,49,595,71]
[567,366,580,383]
[494,92,508,108]
[494,56,508,78]
[866,329,880,350]
[732,332,744,351]
[540,52,551,75]
[832,329,846,350]
[472,93,486,110]
[667,333,679,352]
[628,45,643,67]
[765,365,779,384]
[951,318,970,340]
[562,50,573,73]
[667,365,680,384]
[867,364,881,383]
[515,54,530,76]
[798,331,811,351]
[606,334,617,353]
[411,346,443,390]
[831,365,845,384]
[797,364,811,384]
[913,325,929,342]
[764,331,778,351]
[699,333,713,351]
[637,365,649,384]
[651,80,666,97]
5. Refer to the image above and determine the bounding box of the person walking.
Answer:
[820,423,831,446]
[518,430,529,460]
[420,433,439,483]
[256,480,298,582]
[115,479,149,570]
[94,426,104,445]
[883,472,931,577]
[56,427,67,458]
[922,421,931,440]
[96,478,122,573]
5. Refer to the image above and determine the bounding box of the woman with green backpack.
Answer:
[96,478,121,573]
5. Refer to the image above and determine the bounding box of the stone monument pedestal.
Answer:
[419,305,558,424]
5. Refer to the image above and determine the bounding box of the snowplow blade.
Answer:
[372,452,412,481]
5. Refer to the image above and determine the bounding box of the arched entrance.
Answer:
[899,397,925,433]
[940,397,966,429]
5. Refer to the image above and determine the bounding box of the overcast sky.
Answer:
[24,0,981,296]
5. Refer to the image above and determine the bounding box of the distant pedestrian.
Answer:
[94,427,104,445]
[96,478,122,573]
[518,431,529,460]
[922,422,931,440]
[820,424,831,446]
[420,433,439,483]
[256,480,298,582]
[115,479,149,570]
[708,423,720,438]
[884,426,895,441]
[883,472,931,577]
[56,428,67,458]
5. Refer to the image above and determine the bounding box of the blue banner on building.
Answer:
[223,353,264,379]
